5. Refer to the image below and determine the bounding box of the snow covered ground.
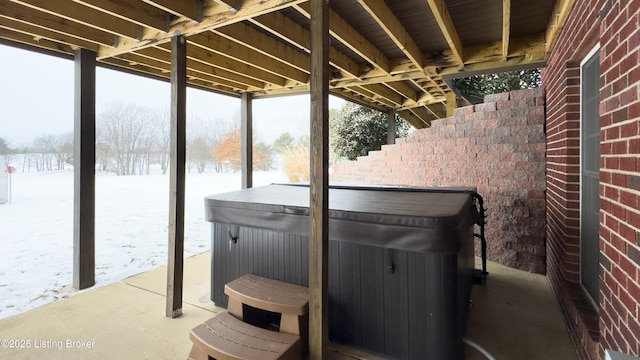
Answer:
[0,169,289,320]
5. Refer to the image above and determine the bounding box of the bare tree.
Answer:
[97,103,152,175]
[0,138,14,167]
[51,132,73,170]
[31,135,56,171]
[149,109,170,175]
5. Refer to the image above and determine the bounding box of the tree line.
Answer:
[1,99,425,178]
[1,102,279,175]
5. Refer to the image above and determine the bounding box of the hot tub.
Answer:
[204,183,482,359]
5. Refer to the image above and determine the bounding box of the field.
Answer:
[0,168,288,319]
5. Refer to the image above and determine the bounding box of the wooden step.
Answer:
[224,274,309,316]
[189,311,301,360]
[224,274,309,354]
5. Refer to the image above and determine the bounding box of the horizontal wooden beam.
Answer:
[97,0,306,59]
[398,109,431,128]
[143,0,199,21]
[213,22,309,74]
[249,12,360,79]
[0,1,117,46]
[190,32,308,84]
[73,0,169,32]
[12,0,141,40]
[294,2,390,74]
[0,15,99,51]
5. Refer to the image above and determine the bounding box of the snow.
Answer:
[0,168,289,320]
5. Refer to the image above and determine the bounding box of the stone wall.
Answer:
[331,88,547,274]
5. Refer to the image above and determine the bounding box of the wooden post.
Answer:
[166,34,187,318]
[73,48,96,290]
[446,92,457,118]
[387,109,396,145]
[241,92,253,189]
[309,0,329,358]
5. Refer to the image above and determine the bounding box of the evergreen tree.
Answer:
[331,103,410,161]
[452,69,541,99]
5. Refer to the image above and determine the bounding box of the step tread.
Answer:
[190,312,300,360]
[225,274,309,315]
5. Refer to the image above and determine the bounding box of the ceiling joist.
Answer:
[0,0,569,129]
[426,0,464,66]
[502,0,510,60]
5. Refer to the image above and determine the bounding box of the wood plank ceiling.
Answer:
[0,0,572,128]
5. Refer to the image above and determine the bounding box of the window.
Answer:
[580,45,600,305]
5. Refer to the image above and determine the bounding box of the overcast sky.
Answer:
[0,44,344,147]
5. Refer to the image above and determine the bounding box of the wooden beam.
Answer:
[387,109,396,145]
[73,48,96,291]
[12,0,141,40]
[332,71,431,89]
[446,91,456,117]
[73,0,169,32]
[249,11,360,78]
[97,0,306,59]
[189,32,309,84]
[181,41,285,86]
[545,0,575,54]
[0,16,100,51]
[140,45,264,89]
[408,106,435,127]
[357,0,423,69]
[142,0,200,21]
[361,83,405,106]
[212,0,239,11]
[502,0,510,60]
[397,109,430,128]
[241,92,253,189]
[440,54,547,78]
[352,86,395,108]
[0,1,117,47]
[439,33,547,78]
[126,47,250,91]
[295,2,390,74]
[0,27,78,54]
[166,34,186,318]
[385,81,419,104]
[213,22,310,74]
[309,0,329,358]
[426,0,464,65]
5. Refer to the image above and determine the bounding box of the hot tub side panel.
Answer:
[211,223,309,307]
[210,223,474,360]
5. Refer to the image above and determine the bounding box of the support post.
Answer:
[73,48,96,290]
[446,92,457,118]
[166,34,187,318]
[241,92,253,189]
[309,0,329,358]
[387,109,396,145]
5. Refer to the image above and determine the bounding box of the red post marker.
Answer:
[6,166,14,203]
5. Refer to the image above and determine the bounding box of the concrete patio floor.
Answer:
[0,252,577,359]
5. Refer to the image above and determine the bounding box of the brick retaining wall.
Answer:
[331,88,547,274]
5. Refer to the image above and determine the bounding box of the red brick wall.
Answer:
[543,0,640,358]
[331,88,547,274]
[598,0,640,357]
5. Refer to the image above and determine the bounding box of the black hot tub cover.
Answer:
[205,183,480,254]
